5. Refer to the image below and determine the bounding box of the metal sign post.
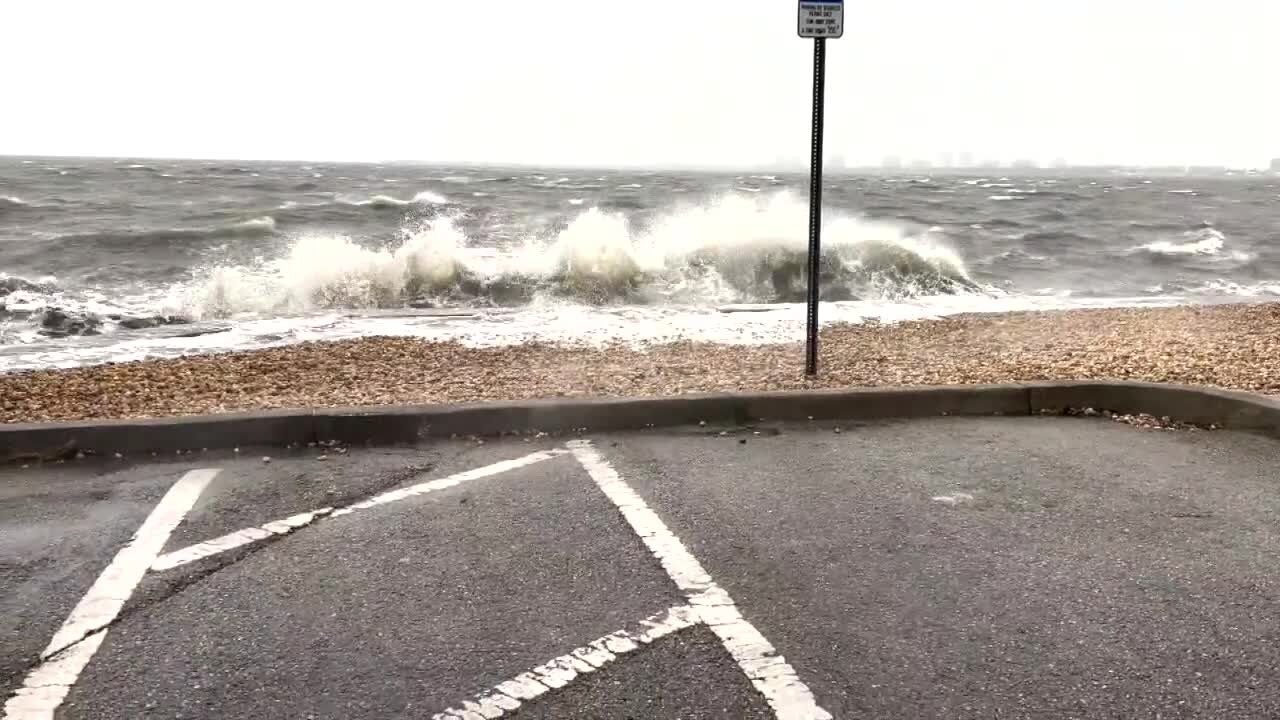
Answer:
[797,0,842,376]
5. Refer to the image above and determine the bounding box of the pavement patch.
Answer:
[152,449,565,571]
[4,469,215,718]
[10,416,1279,718]
[61,452,685,719]
[0,461,192,703]
[433,605,699,719]
[603,417,1280,717]
[510,623,777,720]
[568,440,831,720]
[161,439,557,553]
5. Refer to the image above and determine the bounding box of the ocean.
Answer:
[1,157,1277,371]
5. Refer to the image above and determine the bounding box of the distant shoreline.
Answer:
[2,155,1276,177]
[2,302,1277,425]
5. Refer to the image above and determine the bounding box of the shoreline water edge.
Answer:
[2,302,1277,424]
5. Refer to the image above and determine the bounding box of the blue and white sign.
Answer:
[798,0,843,39]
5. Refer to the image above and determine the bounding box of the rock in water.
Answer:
[38,308,103,337]
[117,314,191,330]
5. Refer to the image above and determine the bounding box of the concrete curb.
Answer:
[3,381,1279,460]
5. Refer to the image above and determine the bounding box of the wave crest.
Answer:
[337,190,450,209]
[231,216,276,233]
[180,192,984,319]
[1137,228,1226,256]
[1,274,58,298]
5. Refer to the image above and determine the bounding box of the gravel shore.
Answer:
[2,302,1278,424]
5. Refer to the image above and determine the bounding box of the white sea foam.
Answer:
[233,216,277,233]
[1136,228,1225,256]
[362,194,412,208]
[413,190,448,204]
[342,190,449,208]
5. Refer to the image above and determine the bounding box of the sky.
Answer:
[2,0,1278,168]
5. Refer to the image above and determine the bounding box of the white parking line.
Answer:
[2,633,108,720]
[432,605,700,720]
[152,449,566,572]
[151,507,334,572]
[568,440,832,720]
[3,468,218,720]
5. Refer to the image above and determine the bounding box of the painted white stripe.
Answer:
[2,632,107,719]
[152,449,565,572]
[567,440,831,720]
[432,605,699,720]
[150,507,333,572]
[3,469,217,720]
[328,449,565,518]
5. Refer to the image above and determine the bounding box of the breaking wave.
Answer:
[179,192,984,319]
[1,274,59,303]
[338,190,449,208]
[0,195,29,216]
[1136,228,1226,256]
[1132,228,1255,267]
[230,216,276,233]
[1,274,63,323]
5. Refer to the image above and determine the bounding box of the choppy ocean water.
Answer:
[1,157,1277,371]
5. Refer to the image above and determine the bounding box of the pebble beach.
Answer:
[2,302,1277,424]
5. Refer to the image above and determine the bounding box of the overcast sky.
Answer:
[3,0,1277,167]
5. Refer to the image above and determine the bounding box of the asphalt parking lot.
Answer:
[4,416,1280,719]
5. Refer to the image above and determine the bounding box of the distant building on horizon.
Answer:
[1271,157,1280,172]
